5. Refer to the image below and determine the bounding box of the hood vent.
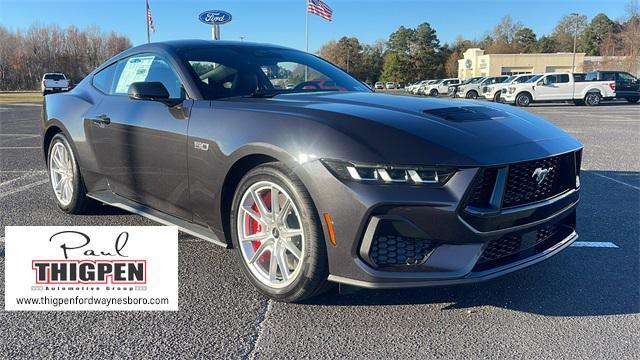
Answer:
[423,106,510,122]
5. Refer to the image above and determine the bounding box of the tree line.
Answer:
[0,24,131,91]
[318,6,640,83]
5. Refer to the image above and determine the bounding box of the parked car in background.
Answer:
[424,78,460,97]
[374,82,384,90]
[41,73,70,95]
[407,80,428,92]
[502,72,616,106]
[458,76,508,99]
[415,79,438,94]
[585,71,640,103]
[448,76,483,97]
[485,74,539,102]
[386,82,396,89]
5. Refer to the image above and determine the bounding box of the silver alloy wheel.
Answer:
[586,93,600,106]
[237,181,305,288]
[516,93,530,106]
[49,142,74,206]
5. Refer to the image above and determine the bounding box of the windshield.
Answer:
[179,46,370,100]
[525,75,542,83]
[470,77,485,84]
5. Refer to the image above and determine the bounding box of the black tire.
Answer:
[584,92,601,106]
[465,90,478,99]
[429,89,439,97]
[515,92,532,107]
[493,91,501,102]
[47,133,95,214]
[230,162,329,302]
[625,97,639,103]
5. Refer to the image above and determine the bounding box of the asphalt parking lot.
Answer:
[1,100,639,359]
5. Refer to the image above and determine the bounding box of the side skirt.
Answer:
[87,191,228,248]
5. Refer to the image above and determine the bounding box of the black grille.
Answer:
[465,153,575,210]
[466,168,498,208]
[476,224,560,266]
[502,154,572,207]
[369,235,434,267]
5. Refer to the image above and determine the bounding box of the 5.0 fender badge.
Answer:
[194,141,209,151]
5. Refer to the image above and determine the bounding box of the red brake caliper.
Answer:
[247,190,272,266]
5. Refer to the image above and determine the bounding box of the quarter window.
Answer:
[92,64,117,94]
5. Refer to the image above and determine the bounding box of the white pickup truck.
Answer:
[482,74,539,102]
[501,72,616,107]
[424,78,460,97]
[41,73,70,95]
[457,76,508,99]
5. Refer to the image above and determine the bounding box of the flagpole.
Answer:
[304,0,309,80]
[146,0,150,43]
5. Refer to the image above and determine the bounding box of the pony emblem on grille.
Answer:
[532,167,552,185]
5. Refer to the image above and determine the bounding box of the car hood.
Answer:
[228,92,582,166]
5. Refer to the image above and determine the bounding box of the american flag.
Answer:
[146,0,155,32]
[307,0,333,22]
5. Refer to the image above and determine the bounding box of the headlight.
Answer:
[508,87,515,94]
[458,86,464,91]
[321,159,455,186]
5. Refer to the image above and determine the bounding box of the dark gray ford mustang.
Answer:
[42,40,582,302]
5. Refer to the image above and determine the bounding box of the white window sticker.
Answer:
[115,55,155,94]
[4,226,178,311]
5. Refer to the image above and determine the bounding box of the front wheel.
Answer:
[230,162,329,302]
[493,91,502,102]
[515,92,532,107]
[584,92,601,106]
[466,90,478,99]
[429,89,439,97]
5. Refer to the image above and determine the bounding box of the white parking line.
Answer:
[0,172,47,186]
[0,134,40,137]
[0,170,46,173]
[571,241,619,248]
[0,179,49,199]
[587,172,640,191]
[0,146,40,149]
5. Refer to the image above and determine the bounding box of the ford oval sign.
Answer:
[198,10,232,25]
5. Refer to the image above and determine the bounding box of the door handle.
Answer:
[85,114,111,126]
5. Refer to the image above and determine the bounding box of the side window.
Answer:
[92,64,117,94]
[543,75,555,85]
[601,72,615,81]
[557,74,570,83]
[617,72,636,82]
[112,54,185,99]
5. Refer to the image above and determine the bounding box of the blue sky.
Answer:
[0,0,632,51]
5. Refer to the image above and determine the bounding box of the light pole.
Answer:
[570,13,579,73]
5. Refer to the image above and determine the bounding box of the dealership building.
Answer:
[457,48,586,80]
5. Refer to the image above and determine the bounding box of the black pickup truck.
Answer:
[585,71,640,103]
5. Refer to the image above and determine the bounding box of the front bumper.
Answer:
[298,151,581,289]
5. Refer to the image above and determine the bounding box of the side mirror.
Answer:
[537,80,544,86]
[128,82,171,103]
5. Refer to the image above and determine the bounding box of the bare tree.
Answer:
[0,23,132,91]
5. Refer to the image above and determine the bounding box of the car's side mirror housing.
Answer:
[537,80,544,86]
[128,82,172,103]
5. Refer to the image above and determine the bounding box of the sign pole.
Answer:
[146,0,151,43]
[304,1,309,80]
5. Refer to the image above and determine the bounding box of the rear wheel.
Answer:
[625,97,639,103]
[429,89,439,97]
[47,133,94,214]
[466,90,478,99]
[493,91,502,102]
[231,162,329,302]
[515,92,532,107]
[584,92,601,106]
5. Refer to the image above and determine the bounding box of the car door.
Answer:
[535,75,561,100]
[85,53,193,220]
